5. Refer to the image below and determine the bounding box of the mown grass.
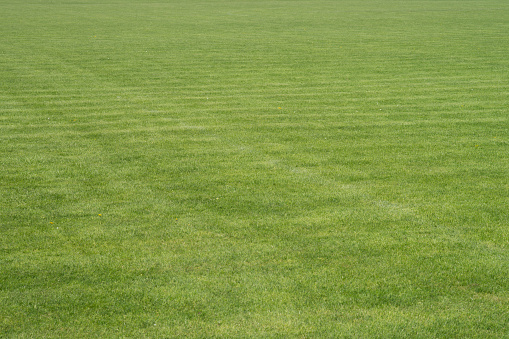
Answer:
[1,0,508,337]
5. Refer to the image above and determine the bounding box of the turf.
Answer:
[1,0,508,337]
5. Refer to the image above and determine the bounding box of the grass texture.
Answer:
[1,0,508,337]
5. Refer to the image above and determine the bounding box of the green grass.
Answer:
[1,0,508,337]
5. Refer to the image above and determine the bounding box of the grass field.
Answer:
[1,0,508,337]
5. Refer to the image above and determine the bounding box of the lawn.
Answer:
[1,0,508,337]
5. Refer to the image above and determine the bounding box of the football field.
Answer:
[1,0,508,337]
